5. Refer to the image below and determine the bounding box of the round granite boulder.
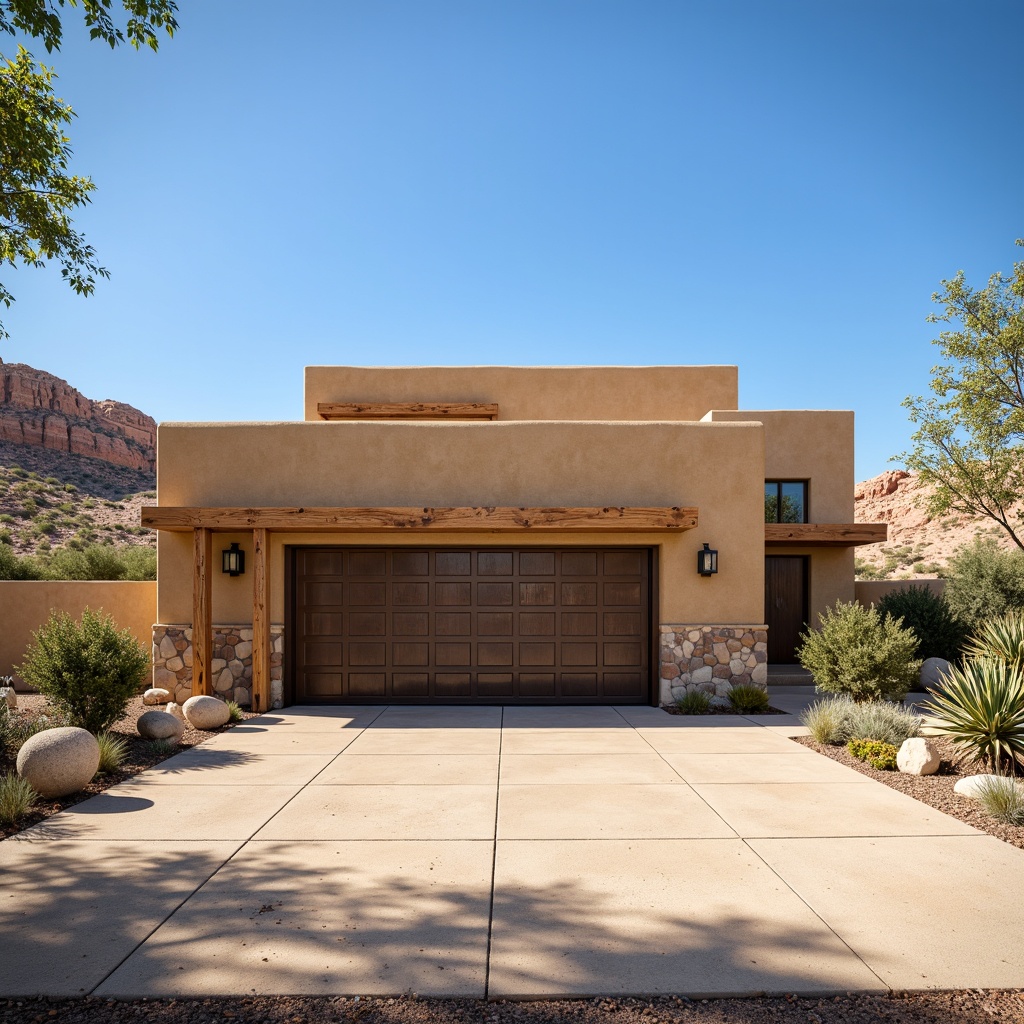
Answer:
[920,657,953,692]
[182,695,230,730]
[16,727,99,798]
[137,709,185,742]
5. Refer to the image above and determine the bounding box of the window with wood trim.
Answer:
[764,481,807,524]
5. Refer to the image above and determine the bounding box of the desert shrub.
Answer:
[225,700,244,723]
[843,700,920,746]
[801,695,854,744]
[96,732,128,773]
[874,585,967,663]
[920,658,1024,773]
[944,538,1024,625]
[0,773,35,825]
[36,543,156,581]
[727,684,770,714]
[847,738,898,771]
[964,612,1024,673]
[674,690,711,714]
[19,609,149,734]
[974,776,1024,824]
[0,545,41,580]
[797,600,920,703]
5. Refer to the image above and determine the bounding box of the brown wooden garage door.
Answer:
[288,546,653,704]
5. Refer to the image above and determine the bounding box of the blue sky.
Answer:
[2,0,1022,481]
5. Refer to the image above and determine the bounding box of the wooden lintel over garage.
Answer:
[141,505,699,532]
[765,523,887,547]
[317,402,500,420]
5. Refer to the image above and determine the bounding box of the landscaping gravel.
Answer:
[795,733,1024,852]
[2,991,1024,1024]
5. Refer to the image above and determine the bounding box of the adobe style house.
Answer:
[142,366,885,710]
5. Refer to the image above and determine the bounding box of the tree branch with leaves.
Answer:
[900,240,1024,550]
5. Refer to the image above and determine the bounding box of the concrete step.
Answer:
[767,664,814,687]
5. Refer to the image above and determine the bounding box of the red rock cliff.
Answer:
[0,360,155,473]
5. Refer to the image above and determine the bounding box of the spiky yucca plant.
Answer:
[964,612,1024,673]
[920,658,1024,773]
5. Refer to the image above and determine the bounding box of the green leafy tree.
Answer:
[0,1,177,337]
[900,240,1024,549]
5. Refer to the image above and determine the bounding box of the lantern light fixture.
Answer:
[222,542,245,577]
[697,543,718,577]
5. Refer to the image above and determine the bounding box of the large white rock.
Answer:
[16,727,99,798]
[0,686,17,709]
[182,695,230,730]
[137,709,185,742]
[920,657,954,691]
[143,687,172,706]
[897,737,941,775]
[165,701,186,722]
[954,774,1020,799]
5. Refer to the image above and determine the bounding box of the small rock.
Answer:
[0,686,17,710]
[920,657,953,691]
[143,687,172,706]
[16,727,100,798]
[137,710,185,742]
[954,774,1019,799]
[165,701,186,722]
[897,737,941,775]
[183,694,231,730]
[708,696,731,710]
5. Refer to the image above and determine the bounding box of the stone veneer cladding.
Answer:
[151,625,284,710]
[659,624,768,706]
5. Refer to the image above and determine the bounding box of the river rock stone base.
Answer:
[660,624,768,706]
[151,624,285,709]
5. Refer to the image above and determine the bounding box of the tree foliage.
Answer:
[0,0,177,336]
[900,241,1024,548]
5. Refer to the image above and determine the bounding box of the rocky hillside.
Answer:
[853,469,1019,579]
[0,359,155,474]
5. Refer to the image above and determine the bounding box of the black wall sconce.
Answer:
[697,543,718,577]
[222,542,245,577]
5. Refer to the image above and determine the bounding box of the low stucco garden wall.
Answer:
[0,581,156,687]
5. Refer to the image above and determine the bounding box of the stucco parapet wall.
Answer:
[303,365,740,423]
[152,624,284,710]
[659,624,768,707]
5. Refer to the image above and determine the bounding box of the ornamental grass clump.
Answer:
[843,700,921,746]
[225,700,244,723]
[727,684,770,714]
[674,690,711,715]
[974,776,1024,825]
[95,732,128,773]
[801,695,854,744]
[0,773,35,826]
[920,657,1024,774]
[19,608,149,735]
[797,600,920,703]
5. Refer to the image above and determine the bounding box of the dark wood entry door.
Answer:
[765,556,808,663]
[288,546,653,704]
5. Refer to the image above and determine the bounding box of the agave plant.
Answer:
[964,612,1024,672]
[920,657,1024,773]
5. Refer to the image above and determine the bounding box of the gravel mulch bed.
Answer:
[0,693,259,840]
[795,733,1024,852]
[2,991,1024,1024]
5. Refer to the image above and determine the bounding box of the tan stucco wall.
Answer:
[304,366,739,423]
[155,419,766,627]
[856,578,946,607]
[0,581,156,687]
[704,410,854,522]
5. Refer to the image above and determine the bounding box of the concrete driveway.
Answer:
[4,704,1024,1000]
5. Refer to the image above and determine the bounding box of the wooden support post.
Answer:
[251,527,271,713]
[192,527,213,696]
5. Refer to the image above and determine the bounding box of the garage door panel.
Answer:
[292,547,651,704]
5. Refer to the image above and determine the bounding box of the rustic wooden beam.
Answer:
[765,523,888,547]
[251,528,270,714]
[317,402,499,420]
[192,527,213,697]
[142,506,699,532]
